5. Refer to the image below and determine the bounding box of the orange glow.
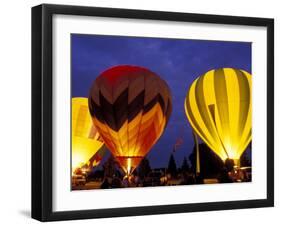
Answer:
[89,66,172,175]
[72,98,104,173]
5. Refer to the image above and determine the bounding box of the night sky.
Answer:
[71,34,251,168]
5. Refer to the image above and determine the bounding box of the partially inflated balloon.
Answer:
[185,68,251,165]
[72,97,104,173]
[89,65,172,175]
[88,145,107,167]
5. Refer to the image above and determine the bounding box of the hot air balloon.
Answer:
[72,97,104,173]
[88,145,107,168]
[185,68,252,166]
[88,65,172,176]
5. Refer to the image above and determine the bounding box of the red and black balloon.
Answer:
[88,65,172,175]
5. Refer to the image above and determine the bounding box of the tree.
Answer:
[181,157,190,172]
[138,157,151,179]
[240,149,251,167]
[167,154,177,178]
[189,143,224,178]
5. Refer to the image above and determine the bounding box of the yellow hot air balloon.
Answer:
[185,68,252,166]
[72,97,104,173]
[88,65,172,176]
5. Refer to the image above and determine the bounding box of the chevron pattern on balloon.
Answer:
[88,65,172,175]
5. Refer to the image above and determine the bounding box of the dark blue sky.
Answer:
[71,34,251,168]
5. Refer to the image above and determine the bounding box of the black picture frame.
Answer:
[32,3,274,222]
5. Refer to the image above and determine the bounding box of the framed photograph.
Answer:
[32,4,274,221]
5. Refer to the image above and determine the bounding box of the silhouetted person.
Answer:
[100,178,110,189]
[122,177,129,187]
[134,175,140,187]
[225,158,235,172]
[111,177,122,188]
[195,174,204,184]
[219,167,233,183]
[187,174,196,185]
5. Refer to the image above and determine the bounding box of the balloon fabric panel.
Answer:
[185,68,251,163]
[89,65,172,175]
[72,98,104,172]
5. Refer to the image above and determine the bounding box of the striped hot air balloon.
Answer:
[72,97,104,173]
[89,65,172,176]
[184,68,252,166]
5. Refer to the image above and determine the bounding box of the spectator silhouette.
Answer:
[111,177,122,188]
[100,178,111,189]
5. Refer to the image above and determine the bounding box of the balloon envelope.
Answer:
[89,145,107,167]
[72,97,104,173]
[185,68,252,163]
[89,65,172,175]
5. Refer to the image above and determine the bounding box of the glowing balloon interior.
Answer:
[185,68,252,164]
[72,97,104,173]
[89,65,172,176]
